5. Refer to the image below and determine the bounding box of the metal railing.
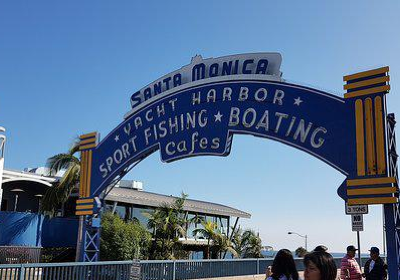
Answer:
[0,260,139,280]
[140,257,371,280]
[0,247,41,264]
[0,257,370,280]
[141,259,271,280]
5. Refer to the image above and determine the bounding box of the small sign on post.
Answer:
[351,214,364,232]
[346,203,368,215]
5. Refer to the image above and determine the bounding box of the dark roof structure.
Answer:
[105,187,251,219]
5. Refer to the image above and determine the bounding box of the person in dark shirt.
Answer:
[363,247,387,280]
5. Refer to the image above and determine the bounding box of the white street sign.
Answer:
[352,214,364,232]
[346,203,368,215]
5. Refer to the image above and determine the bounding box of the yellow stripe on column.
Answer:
[348,197,397,205]
[374,96,386,174]
[355,99,366,176]
[343,66,389,82]
[347,187,396,196]
[80,132,97,140]
[77,198,94,204]
[82,151,88,197]
[76,204,93,210]
[344,85,390,99]
[76,210,94,216]
[85,151,89,197]
[365,98,376,175]
[86,150,92,197]
[343,76,390,90]
[347,177,396,186]
[79,143,97,150]
[79,151,86,197]
[80,138,96,145]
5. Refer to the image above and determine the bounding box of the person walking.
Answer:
[340,245,362,280]
[265,249,299,280]
[362,247,387,280]
[304,251,337,280]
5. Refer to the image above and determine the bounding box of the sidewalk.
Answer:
[192,269,342,280]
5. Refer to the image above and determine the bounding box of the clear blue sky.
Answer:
[1,1,400,253]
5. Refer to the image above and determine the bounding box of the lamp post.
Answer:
[0,126,6,210]
[10,188,24,212]
[288,231,308,251]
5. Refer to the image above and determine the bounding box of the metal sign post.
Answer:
[352,214,363,267]
[357,231,362,268]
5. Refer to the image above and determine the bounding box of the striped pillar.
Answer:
[343,67,397,205]
[76,132,98,215]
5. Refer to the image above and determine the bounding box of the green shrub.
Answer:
[100,211,151,260]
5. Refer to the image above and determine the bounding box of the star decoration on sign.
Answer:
[294,97,303,106]
[114,135,120,142]
[214,111,223,122]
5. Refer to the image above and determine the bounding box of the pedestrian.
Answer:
[313,245,328,253]
[265,249,299,280]
[304,251,337,280]
[362,247,387,280]
[340,245,362,280]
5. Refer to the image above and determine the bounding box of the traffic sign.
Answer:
[346,203,368,215]
[351,214,364,232]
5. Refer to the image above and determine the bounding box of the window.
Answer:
[104,202,114,212]
[114,205,127,220]
[220,217,228,235]
[187,213,197,238]
[132,207,153,230]
[1,199,7,211]
[205,215,215,224]
[196,214,205,239]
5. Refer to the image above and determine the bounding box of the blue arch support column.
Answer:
[385,113,399,280]
[342,67,399,279]
[75,132,102,262]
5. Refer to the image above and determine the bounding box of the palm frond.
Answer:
[56,163,80,201]
[46,153,79,175]
[40,162,80,217]
[225,246,239,258]
[41,139,81,217]
[40,183,62,217]
[69,140,80,155]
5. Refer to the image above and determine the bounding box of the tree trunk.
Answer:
[207,239,210,259]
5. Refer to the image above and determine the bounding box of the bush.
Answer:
[100,211,151,260]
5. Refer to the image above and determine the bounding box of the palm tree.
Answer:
[231,228,264,258]
[213,231,238,259]
[187,214,204,239]
[40,139,80,217]
[146,193,188,259]
[231,227,245,257]
[242,230,263,258]
[192,220,218,259]
[295,247,308,257]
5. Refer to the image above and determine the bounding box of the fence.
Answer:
[140,257,371,280]
[0,260,139,280]
[0,247,41,264]
[0,257,370,280]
